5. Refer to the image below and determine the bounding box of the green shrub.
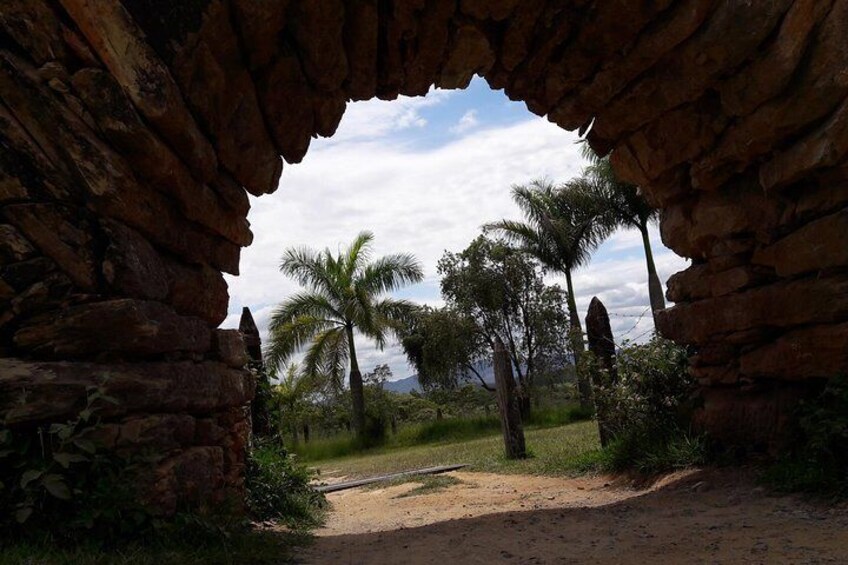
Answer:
[592,336,693,438]
[1,381,327,553]
[763,374,848,495]
[245,440,326,527]
[579,336,704,474]
[0,384,153,543]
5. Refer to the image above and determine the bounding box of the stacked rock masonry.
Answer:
[2,0,847,512]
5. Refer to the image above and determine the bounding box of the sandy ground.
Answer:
[298,468,848,564]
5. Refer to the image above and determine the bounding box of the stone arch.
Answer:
[2,0,847,511]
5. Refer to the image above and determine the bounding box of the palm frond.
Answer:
[267,291,344,333]
[264,314,334,372]
[369,298,420,342]
[302,326,349,390]
[279,247,341,302]
[343,230,375,279]
[484,219,563,271]
[356,253,424,296]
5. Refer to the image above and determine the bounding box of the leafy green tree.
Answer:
[401,306,490,391]
[272,364,319,446]
[361,364,396,441]
[485,180,608,409]
[265,231,423,438]
[576,146,666,320]
[436,235,571,417]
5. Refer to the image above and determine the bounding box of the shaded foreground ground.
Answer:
[299,468,848,564]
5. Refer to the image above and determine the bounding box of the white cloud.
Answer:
[223,92,688,380]
[324,89,454,145]
[450,109,479,134]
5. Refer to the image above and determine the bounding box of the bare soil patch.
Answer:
[299,468,848,564]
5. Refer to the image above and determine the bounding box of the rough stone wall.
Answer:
[1,0,847,509]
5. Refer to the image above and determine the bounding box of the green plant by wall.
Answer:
[763,374,848,495]
[579,336,705,474]
[245,439,326,527]
[0,382,151,542]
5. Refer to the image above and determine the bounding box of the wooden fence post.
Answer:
[585,297,617,447]
[494,338,527,459]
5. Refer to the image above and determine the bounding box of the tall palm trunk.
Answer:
[639,224,666,324]
[565,269,592,411]
[346,325,366,438]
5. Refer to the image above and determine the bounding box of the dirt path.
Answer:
[298,468,848,564]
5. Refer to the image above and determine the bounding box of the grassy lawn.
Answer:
[309,420,600,481]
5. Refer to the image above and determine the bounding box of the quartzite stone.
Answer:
[740,323,848,380]
[0,358,255,425]
[71,69,254,246]
[13,299,212,359]
[5,0,848,512]
[165,0,282,196]
[753,209,848,277]
[214,329,248,369]
[58,0,219,182]
[657,277,848,345]
[550,0,713,130]
[343,0,379,100]
[692,0,848,190]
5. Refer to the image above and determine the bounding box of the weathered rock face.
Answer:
[2,0,846,511]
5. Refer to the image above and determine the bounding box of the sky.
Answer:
[221,77,690,381]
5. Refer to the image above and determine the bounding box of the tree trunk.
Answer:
[519,391,532,422]
[302,422,310,444]
[494,338,527,459]
[586,297,617,447]
[347,326,366,439]
[565,269,592,411]
[640,224,666,323]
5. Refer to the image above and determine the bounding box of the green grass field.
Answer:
[308,420,600,481]
[294,405,592,461]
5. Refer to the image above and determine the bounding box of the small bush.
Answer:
[0,385,153,543]
[591,336,693,438]
[1,382,327,556]
[579,336,704,475]
[763,374,848,495]
[245,440,327,527]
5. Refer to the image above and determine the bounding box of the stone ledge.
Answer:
[0,358,255,426]
[13,299,212,359]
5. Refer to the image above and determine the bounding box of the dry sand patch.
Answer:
[300,468,848,564]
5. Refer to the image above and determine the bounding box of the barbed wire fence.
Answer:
[608,306,652,339]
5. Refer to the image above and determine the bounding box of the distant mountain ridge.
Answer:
[383,375,421,393]
[384,363,496,394]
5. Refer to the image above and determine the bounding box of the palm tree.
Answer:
[485,180,609,410]
[266,231,423,438]
[577,146,666,321]
[273,363,318,446]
